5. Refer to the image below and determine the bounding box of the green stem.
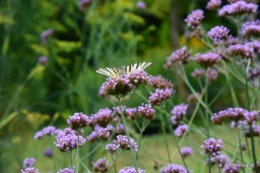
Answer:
[136,120,149,159]
[80,142,102,161]
[237,128,245,173]
[249,125,258,173]
[76,129,80,173]
[49,136,57,172]
[69,151,73,169]
[111,154,117,173]
[107,150,123,173]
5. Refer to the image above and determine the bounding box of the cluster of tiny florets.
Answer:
[57,168,75,173]
[174,124,189,137]
[207,26,230,43]
[207,68,218,82]
[218,1,258,16]
[21,167,39,173]
[67,112,90,130]
[150,75,174,89]
[138,103,156,120]
[23,158,36,168]
[118,166,146,173]
[180,146,193,158]
[94,108,113,127]
[160,164,188,173]
[243,124,260,137]
[112,135,138,152]
[92,158,109,173]
[40,28,53,45]
[206,0,221,10]
[54,133,86,152]
[184,9,204,29]
[170,103,189,126]
[194,52,222,68]
[228,43,255,59]
[34,126,56,139]
[149,88,174,106]
[191,69,206,78]
[164,47,191,69]
[201,138,223,156]
[241,20,260,37]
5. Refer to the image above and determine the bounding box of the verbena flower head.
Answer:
[217,154,230,166]
[113,135,138,151]
[206,0,221,10]
[38,56,48,65]
[79,0,91,11]
[105,143,120,153]
[40,28,53,45]
[55,128,77,139]
[170,103,189,126]
[222,164,241,173]
[149,88,174,106]
[184,9,204,29]
[191,69,206,78]
[34,131,43,140]
[21,167,39,173]
[23,158,36,168]
[55,133,86,152]
[243,124,260,137]
[150,75,174,89]
[248,67,260,81]
[67,112,90,130]
[97,127,110,140]
[164,47,191,69]
[87,131,98,142]
[228,43,255,59]
[42,126,56,136]
[201,138,223,156]
[119,166,146,173]
[194,52,221,68]
[57,168,75,173]
[206,68,218,82]
[174,124,189,137]
[92,158,109,173]
[124,107,137,120]
[187,92,200,103]
[43,148,53,158]
[180,146,193,158]
[224,36,239,46]
[138,103,156,120]
[94,108,113,127]
[116,123,127,134]
[241,20,260,37]
[219,1,258,16]
[160,164,188,173]
[136,1,146,10]
[207,26,230,43]
[99,70,150,97]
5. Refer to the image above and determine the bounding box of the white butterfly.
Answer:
[96,62,152,78]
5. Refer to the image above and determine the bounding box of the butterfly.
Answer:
[96,62,152,78]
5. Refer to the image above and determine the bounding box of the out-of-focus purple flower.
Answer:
[136,1,146,10]
[42,126,56,136]
[116,123,127,134]
[224,36,239,46]
[170,103,189,126]
[243,124,260,137]
[67,112,90,130]
[164,47,191,69]
[55,128,77,139]
[184,9,204,29]
[55,133,86,152]
[248,67,260,81]
[43,148,53,158]
[138,103,156,120]
[174,124,189,137]
[222,164,241,173]
[219,1,258,16]
[187,92,200,103]
[160,164,188,173]
[180,146,193,158]
[97,127,110,140]
[57,168,75,173]
[79,0,91,12]
[21,167,39,173]
[207,26,229,43]
[217,154,230,166]
[40,28,53,45]
[105,143,120,153]
[191,69,205,78]
[87,131,98,142]
[194,52,221,68]
[99,70,150,97]
[94,108,113,127]
[149,88,174,106]
[207,68,218,82]
[241,142,247,150]
[34,131,43,140]
[23,158,36,168]
[92,158,109,173]
[113,135,138,152]
[201,138,223,156]
[150,75,174,89]
[206,0,221,10]
[243,110,259,124]
[124,107,137,120]
[247,41,260,53]
[38,56,48,65]
[228,43,255,59]
[119,166,146,173]
[241,20,260,37]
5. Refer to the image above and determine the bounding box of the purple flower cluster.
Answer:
[224,36,239,46]
[23,158,36,168]
[222,164,241,173]
[54,133,86,152]
[97,127,110,140]
[87,131,98,142]
[138,103,156,120]
[113,106,137,120]
[34,126,56,139]
[40,28,53,45]
[43,148,53,158]
[160,164,188,173]
[218,1,258,16]
[241,20,260,37]
[67,112,90,130]
[187,92,201,103]
[243,124,260,137]
[164,47,191,69]
[38,56,48,65]
[57,168,75,173]
[92,158,109,173]
[180,146,193,158]
[184,9,204,29]
[78,0,91,12]
[206,0,221,10]
[149,88,174,106]
[205,154,229,166]
[99,70,150,97]
[112,135,138,152]
[228,43,255,59]
[211,107,259,125]
[207,68,218,82]
[248,67,260,81]
[194,52,221,68]
[105,143,120,153]
[191,69,205,78]
[174,124,189,137]
[207,26,230,43]
[21,167,39,173]
[136,1,146,10]
[116,123,127,134]
[119,166,146,173]
[201,138,223,156]
[170,103,189,126]
[94,108,113,127]
[150,75,174,89]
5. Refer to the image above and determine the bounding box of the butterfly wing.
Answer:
[130,62,152,71]
[96,67,120,78]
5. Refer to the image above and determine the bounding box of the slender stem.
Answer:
[69,151,73,169]
[49,136,57,172]
[111,154,117,173]
[80,142,102,161]
[237,128,245,173]
[76,129,80,173]
[249,125,258,172]
[107,150,123,173]
[136,120,149,159]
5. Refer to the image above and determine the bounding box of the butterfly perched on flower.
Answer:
[96,62,152,78]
